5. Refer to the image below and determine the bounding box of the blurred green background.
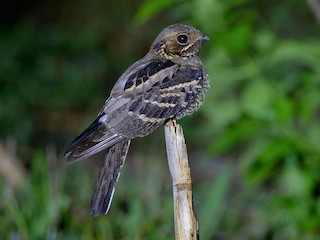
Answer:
[1,0,320,239]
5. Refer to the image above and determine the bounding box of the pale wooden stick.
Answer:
[306,0,320,24]
[164,120,199,240]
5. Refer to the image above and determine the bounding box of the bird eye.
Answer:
[177,34,189,45]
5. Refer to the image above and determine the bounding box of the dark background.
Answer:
[1,0,320,239]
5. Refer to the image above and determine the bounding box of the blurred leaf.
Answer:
[242,79,274,119]
[204,99,242,129]
[270,41,320,68]
[219,22,252,54]
[254,30,277,52]
[134,0,175,24]
[280,156,313,197]
[274,96,294,123]
[208,119,259,154]
[199,167,232,239]
[192,0,225,32]
[246,140,295,185]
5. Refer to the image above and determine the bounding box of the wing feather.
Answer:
[64,115,123,163]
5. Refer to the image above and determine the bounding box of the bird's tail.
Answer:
[89,138,131,216]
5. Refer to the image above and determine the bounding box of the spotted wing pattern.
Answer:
[100,58,209,139]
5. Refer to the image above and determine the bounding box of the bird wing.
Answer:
[99,58,208,139]
[110,56,177,98]
[64,115,123,163]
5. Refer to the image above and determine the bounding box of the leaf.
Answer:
[270,41,320,68]
[280,156,313,197]
[242,79,274,119]
[199,167,232,239]
[134,0,175,24]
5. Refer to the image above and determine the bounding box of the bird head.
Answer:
[150,24,209,59]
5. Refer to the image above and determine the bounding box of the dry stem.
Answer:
[164,120,199,240]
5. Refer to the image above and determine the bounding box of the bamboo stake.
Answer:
[164,120,199,240]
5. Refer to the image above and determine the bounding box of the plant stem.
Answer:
[164,120,199,240]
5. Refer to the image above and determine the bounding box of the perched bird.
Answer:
[64,23,210,216]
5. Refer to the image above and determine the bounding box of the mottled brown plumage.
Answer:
[64,24,210,215]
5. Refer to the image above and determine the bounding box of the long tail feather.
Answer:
[89,139,131,216]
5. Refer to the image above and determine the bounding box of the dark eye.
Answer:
[177,34,189,45]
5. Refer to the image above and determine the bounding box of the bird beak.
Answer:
[201,34,210,41]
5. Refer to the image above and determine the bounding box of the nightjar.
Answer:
[64,23,210,216]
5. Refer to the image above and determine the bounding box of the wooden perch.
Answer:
[306,0,320,24]
[164,120,199,240]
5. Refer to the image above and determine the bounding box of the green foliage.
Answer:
[193,0,320,238]
[198,167,232,239]
[1,151,176,239]
[1,0,320,239]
